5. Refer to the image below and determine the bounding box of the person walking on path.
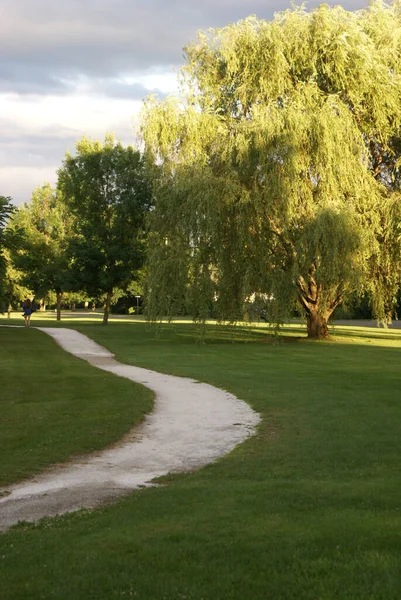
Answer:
[22,298,35,327]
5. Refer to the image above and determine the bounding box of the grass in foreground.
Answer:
[0,326,153,486]
[1,316,401,599]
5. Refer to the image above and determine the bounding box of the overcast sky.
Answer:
[1,0,368,205]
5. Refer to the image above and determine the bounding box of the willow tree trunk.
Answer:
[297,273,342,340]
[56,292,63,321]
[306,309,330,339]
[103,290,112,325]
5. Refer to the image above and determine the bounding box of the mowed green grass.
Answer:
[1,316,401,599]
[0,325,153,486]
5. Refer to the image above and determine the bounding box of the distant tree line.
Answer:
[2,135,151,324]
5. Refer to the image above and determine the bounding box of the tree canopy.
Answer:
[141,1,401,338]
[0,196,24,313]
[11,183,73,320]
[57,134,152,324]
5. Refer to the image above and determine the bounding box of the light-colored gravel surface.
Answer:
[0,327,260,530]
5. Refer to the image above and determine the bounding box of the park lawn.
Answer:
[1,317,401,599]
[0,326,153,487]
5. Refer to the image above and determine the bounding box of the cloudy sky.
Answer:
[1,0,368,205]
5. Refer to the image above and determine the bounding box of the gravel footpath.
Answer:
[0,327,260,530]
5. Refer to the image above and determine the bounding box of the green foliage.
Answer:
[62,290,90,308]
[11,183,73,306]
[2,251,32,312]
[57,134,152,323]
[141,2,401,336]
[0,197,24,313]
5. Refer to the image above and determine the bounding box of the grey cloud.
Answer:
[0,64,166,99]
[0,64,70,95]
[0,120,83,184]
[0,116,140,204]
[2,1,204,81]
[0,132,78,167]
[71,78,168,100]
[91,79,167,100]
[0,117,138,167]
[0,166,59,207]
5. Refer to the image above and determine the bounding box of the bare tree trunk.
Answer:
[103,290,112,325]
[56,292,63,321]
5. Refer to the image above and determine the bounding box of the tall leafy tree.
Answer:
[11,183,73,320]
[142,2,401,338]
[57,134,151,324]
[3,252,32,317]
[0,196,22,313]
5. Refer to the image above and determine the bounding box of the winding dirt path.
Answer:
[0,327,260,530]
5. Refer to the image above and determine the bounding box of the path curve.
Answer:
[0,327,260,530]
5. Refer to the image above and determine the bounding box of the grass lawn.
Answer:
[0,325,153,486]
[1,315,401,599]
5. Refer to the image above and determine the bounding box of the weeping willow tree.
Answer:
[142,2,401,338]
